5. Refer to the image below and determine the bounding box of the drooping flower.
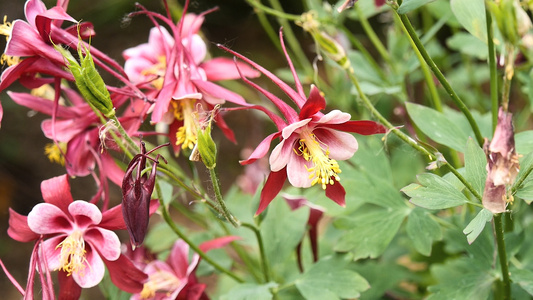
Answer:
[123,2,259,154]
[132,236,239,300]
[219,30,387,215]
[7,174,147,296]
[482,107,520,213]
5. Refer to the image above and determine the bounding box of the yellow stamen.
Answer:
[44,142,66,166]
[294,128,341,189]
[0,15,20,66]
[140,56,166,90]
[140,269,181,299]
[55,230,88,276]
[172,99,199,150]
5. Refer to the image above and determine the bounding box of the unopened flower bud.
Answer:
[196,121,217,169]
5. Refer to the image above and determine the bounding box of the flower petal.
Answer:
[286,152,313,188]
[28,203,72,234]
[199,236,241,252]
[68,200,103,227]
[256,169,287,215]
[314,128,358,160]
[7,208,39,242]
[202,57,260,81]
[282,118,310,140]
[40,174,73,213]
[84,227,121,261]
[57,270,82,300]
[104,255,147,294]
[168,239,190,279]
[316,109,351,124]
[325,181,346,207]
[72,245,105,288]
[299,85,326,120]
[41,235,65,271]
[324,120,387,135]
[241,132,282,165]
[270,134,297,172]
[99,204,126,231]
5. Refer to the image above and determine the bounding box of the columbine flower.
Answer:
[482,107,520,213]
[132,236,239,300]
[7,174,147,296]
[123,2,259,154]
[219,30,386,215]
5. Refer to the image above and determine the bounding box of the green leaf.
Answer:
[401,173,469,209]
[450,0,487,42]
[295,254,370,300]
[511,268,533,296]
[398,0,436,14]
[144,222,177,253]
[220,283,276,300]
[446,32,488,59]
[462,209,493,244]
[334,207,409,259]
[261,198,309,266]
[155,180,174,207]
[405,102,469,152]
[464,138,487,197]
[516,179,533,204]
[407,208,442,256]
[516,130,533,155]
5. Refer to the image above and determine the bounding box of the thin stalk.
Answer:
[393,14,442,111]
[493,214,511,300]
[501,43,516,112]
[340,26,387,81]
[159,201,245,283]
[246,0,300,21]
[209,168,240,227]
[241,223,271,282]
[355,4,391,64]
[396,11,485,147]
[110,114,140,153]
[511,162,533,195]
[255,7,283,53]
[157,166,204,200]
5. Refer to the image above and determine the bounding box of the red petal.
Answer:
[299,85,326,120]
[324,120,387,135]
[57,271,82,300]
[100,204,126,230]
[325,181,346,207]
[240,132,282,166]
[199,236,241,252]
[40,174,73,213]
[256,169,287,215]
[104,255,147,293]
[7,208,39,242]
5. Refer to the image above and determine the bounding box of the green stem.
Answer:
[355,4,391,64]
[209,168,240,227]
[159,200,245,283]
[110,114,140,153]
[255,7,283,53]
[493,214,511,300]
[241,222,272,283]
[501,43,515,113]
[396,11,485,147]
[511,162,533,195]
[157,165,204,200]
[246,0,300,21]
[341,26,388,81]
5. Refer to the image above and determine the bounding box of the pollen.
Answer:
[140,269,181,299]
[0,16,20,66]
[55,230,88,276]
[294,128,341,189]
[44,142,66,166]
[172,99,199,150]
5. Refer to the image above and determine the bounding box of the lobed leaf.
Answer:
[402,173,469,209]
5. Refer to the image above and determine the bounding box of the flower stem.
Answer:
[395,10,484,147]
[493,214,511,300]
[159,200,245,283]
[486,8,499,131]
[109,114,140,153]
[209,168,240,227]
[355,4,391,65]
[241,222,271,283]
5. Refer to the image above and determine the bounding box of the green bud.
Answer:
[196,123,217,169]
[55,42,115,118]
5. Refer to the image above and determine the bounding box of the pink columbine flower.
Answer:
[132,236,239,300]
[7,175,147,296]
[123,1,259,154]
[219,30,387,215]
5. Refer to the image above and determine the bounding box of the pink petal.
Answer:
[213,112,237,143]
[41,118,92,142]
[6,20,64,64]
[168,240,190,279]
[185,35,207,65]
[7,92,78,119]
[270,135,298,172]
[104,255,147,294]
[64,131,97,177]
[25,0,47,27]
[324,120,387,135]
[325,181,346,207]
[181,13,204,35]
[240,132,281,165]
[68,200,103,227]
[41,235,65,271]
[84,227,121,261]
[256,169,287,215]
[202,57,260,81]
[101,153,125,186]
[0,259,25,296]
[72,245,105,288]
[192,79,247,105]
[40,174,73,212]
[99,204,126,231]
[28,203,72,234]
[7,208,39,242]
[286,152,313,188]
[279,29,306,101]
[299,85,326,120]
[151,84,174,123]
[199,236,242,252]
[313,128,358,160]
[316,109,352,124]
[282,119,310,139]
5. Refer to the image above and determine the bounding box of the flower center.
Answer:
[172,98,199,150]
[44,142,66,165]
[55,230,88,276]
[140,56,166,90]
[0,15,20,66]
[295,128,341,189]
[140,269,181,299]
